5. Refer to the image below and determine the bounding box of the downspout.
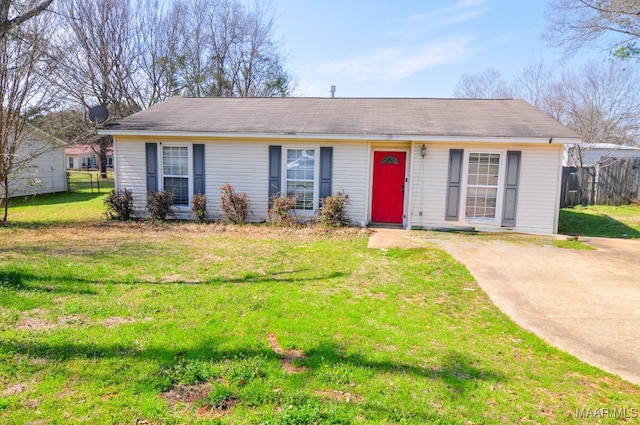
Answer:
[406,141,415,230]
[553,144,564,234]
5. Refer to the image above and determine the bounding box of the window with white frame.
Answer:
[286,148,315,210]
[68,157,74,168]
[162,146,189,206]
[465,153,500,220]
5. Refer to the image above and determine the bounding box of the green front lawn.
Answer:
[559,205,640,238]
[0,195,638,424]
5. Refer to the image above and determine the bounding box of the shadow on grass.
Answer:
[0,220,106,231]
[0,338,503,420]
[0,267,349,291]
[8,191,106,207]
[558,209,640,238]
[304,341,501,394]
[0,270,98,295]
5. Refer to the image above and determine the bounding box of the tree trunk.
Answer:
[96,136,112,179]
[2,175,8,222]
[98,136,110,179]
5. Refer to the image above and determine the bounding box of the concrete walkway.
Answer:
[368,229,640,385]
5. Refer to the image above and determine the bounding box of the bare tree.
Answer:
[453,68,513,99]
[0,0,53,36]
[512,59,554,110]
[512,59,640,166]
[511,59,576,124]
[562,61,640,166]
[49,0,293,179]
[457,60,640,167]
[51,0,141,179]
[163,0,293,97]
[131,0,182,106]
[545,0,640,58]
[0,0,57,222]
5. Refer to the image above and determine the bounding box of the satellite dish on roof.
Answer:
[89,105,109,126]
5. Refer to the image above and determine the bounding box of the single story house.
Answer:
[65,144,114,170]
[100,97,581,234]
[9,125,67,197]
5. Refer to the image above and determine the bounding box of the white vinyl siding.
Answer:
[332,142,368,225]
[409,143,564,234]
[115,138,371,224]
[115,136,563,233]
[516,148,564,234]
[9,132,67,197]
[114,139,147,214]
[207,140,269,222]
[408,144,450,228]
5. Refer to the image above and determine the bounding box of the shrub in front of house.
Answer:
[104,188,135,221]
[191,193,207,223]
[146,190,174,221]
[220,183,250,224]
[319,191,350,227]
[267,194,298,225]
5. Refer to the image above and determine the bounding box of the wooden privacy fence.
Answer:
[560,157,640,207]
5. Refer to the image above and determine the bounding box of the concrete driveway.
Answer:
[369,230,640,385]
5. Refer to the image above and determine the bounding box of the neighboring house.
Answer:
[100,97,581,234]
[65,144,114,170]
[9,125,67,197]
[564,143,640,167]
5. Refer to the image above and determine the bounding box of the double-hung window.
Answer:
[286,148,315,211]
[465,153,500,220]
[162,146,189,206]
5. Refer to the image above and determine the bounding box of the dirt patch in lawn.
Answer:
[16,311,150,330]
[100,316,153,327]
[161,382,239,418]
[2,382,30,397]
[267,334,307,374]
[315,389,364,403]
[162,382,212,408]
[16,311,85,331]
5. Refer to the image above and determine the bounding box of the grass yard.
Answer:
[0,196,639,424]
[559,204,640,238]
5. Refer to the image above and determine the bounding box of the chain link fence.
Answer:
[66,170,114,193]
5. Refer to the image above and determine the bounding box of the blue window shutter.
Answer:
[501,151,521,227]
[193,144,205,195]
[319,147,333,199]
[145,143,158,193]
[268,145,281,201]
[445,149,464,221]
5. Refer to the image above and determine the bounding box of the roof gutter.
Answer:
[98,129,580,145]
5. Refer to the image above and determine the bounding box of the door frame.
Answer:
[369,148,410,226]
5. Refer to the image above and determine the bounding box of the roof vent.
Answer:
[330,85,336,98]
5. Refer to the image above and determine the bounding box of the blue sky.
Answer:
[274,0,587,98]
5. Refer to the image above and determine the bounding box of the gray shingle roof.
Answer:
[103,97,580,141]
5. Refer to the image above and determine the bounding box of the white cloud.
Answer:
[299,0,489,88]
[403,0,489,23]
[388,0,489,39]
[318,36,475,82]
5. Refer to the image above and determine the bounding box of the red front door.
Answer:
[371,151,406,223]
